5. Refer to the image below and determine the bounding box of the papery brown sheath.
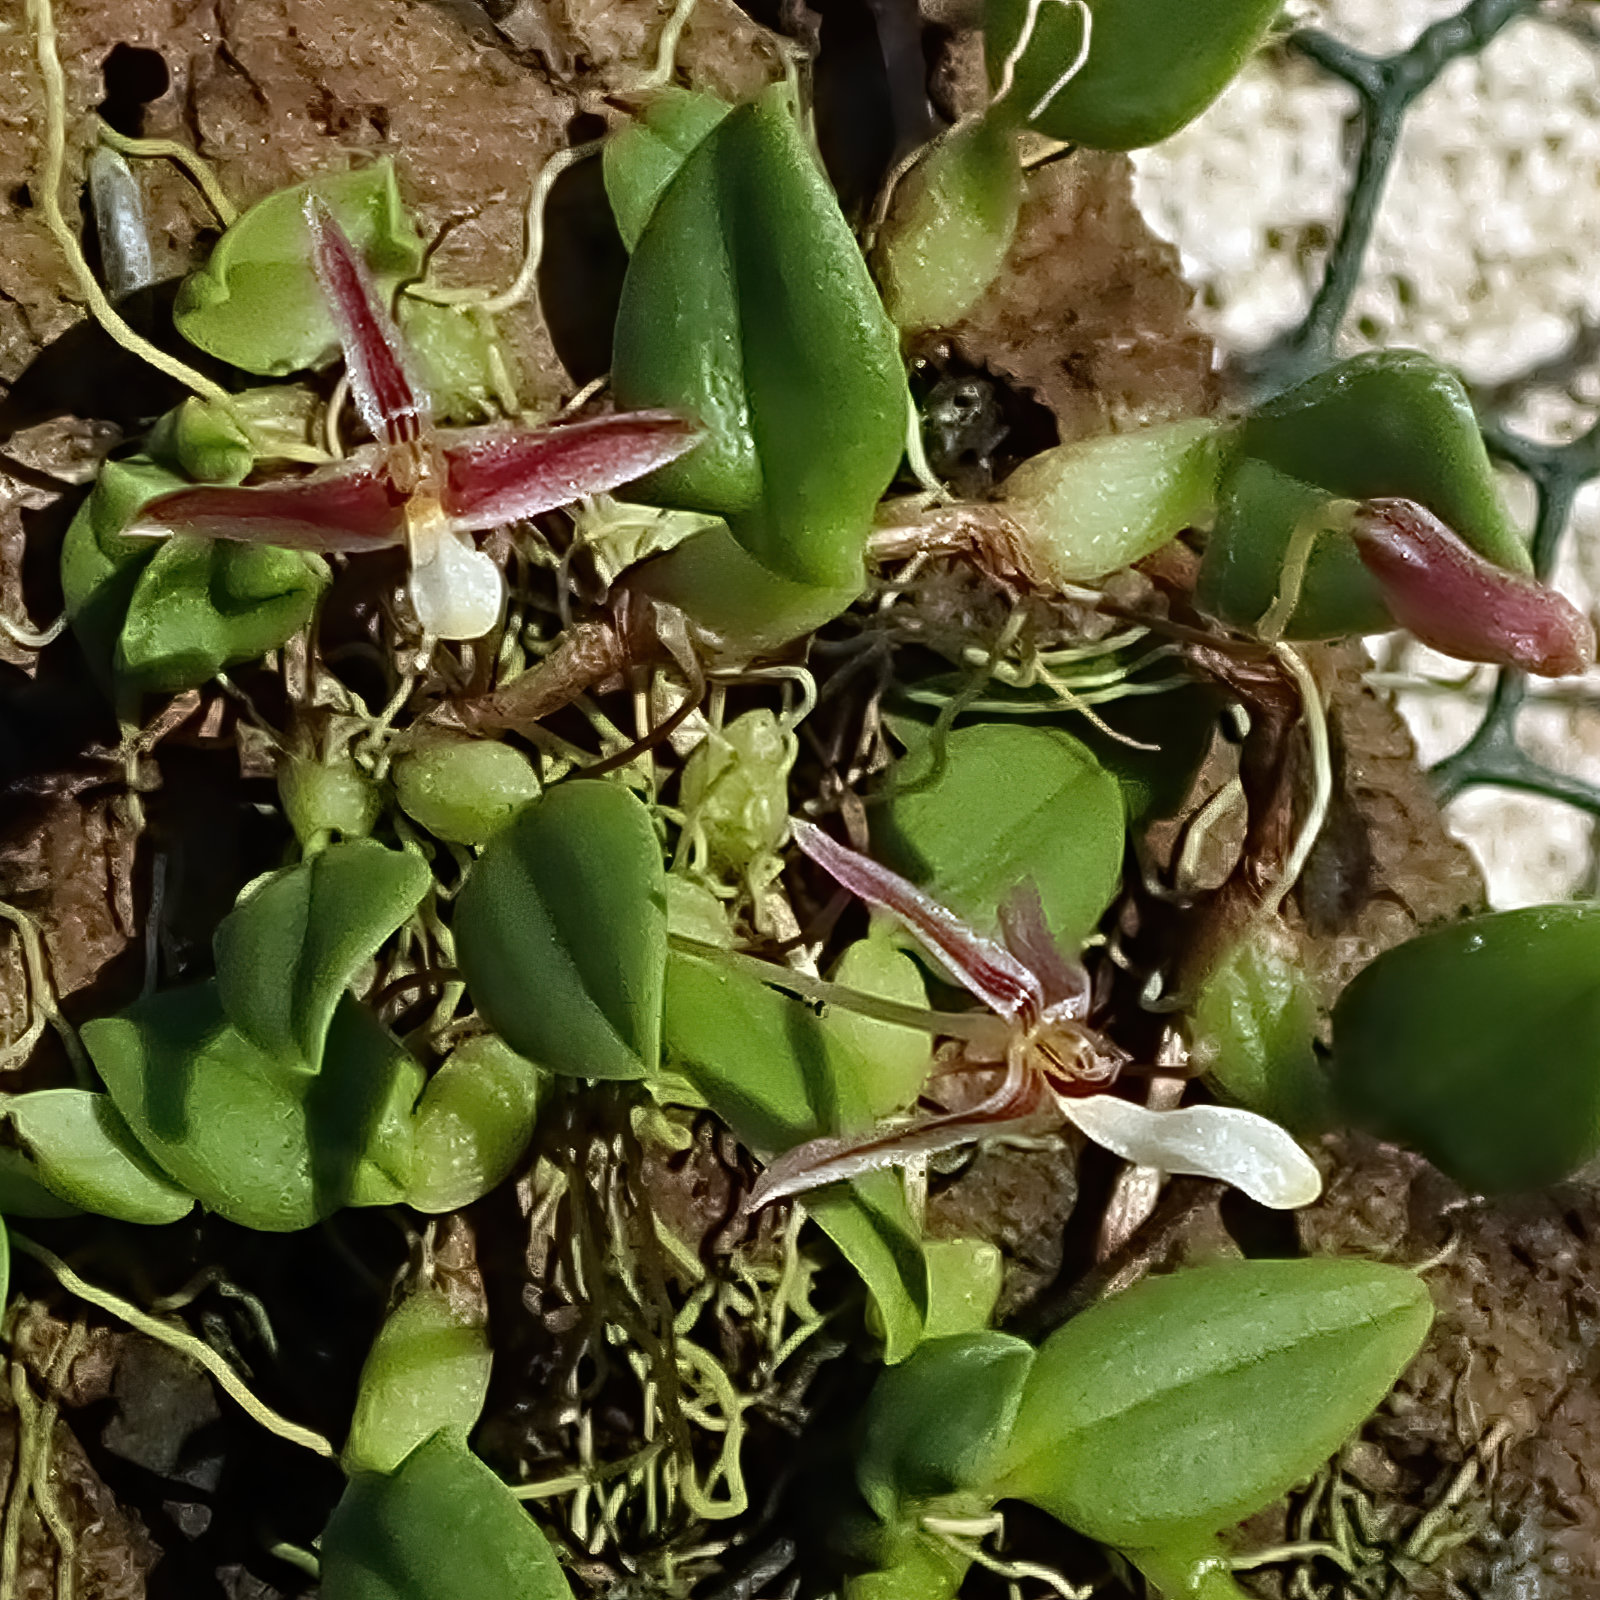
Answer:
[1352,497,1595,678]
[133,197,700,637]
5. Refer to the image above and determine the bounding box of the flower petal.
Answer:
[998,879,1089,1016]
[131,450,408,550]
[1353,498,1595,678]
[409,527,504,640]
[790,819,1045,1021]
[1058,1094,1322,1209]
[747,1060,1052,1209]
[439,412,701,531]
[306,196,430,447]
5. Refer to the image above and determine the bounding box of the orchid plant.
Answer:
[132,198,699,639]
[750,820,1323,1212]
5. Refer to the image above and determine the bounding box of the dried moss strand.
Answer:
[93,121,238,225]
[9,1234,336,1460]
[1261,643,1332,918]
[25,0,237,413]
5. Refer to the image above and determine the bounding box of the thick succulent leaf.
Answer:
[604,88,733,250]
[0,1152,83,1219]
[321,1431,574,1600]
[613,88,908,590]
[998,1258,1433,1547]
[455,783,666,1080]
[116,535,329,695]
[878,723,1124,949]
[214,840,432,1071]
[405,1037,545,1214]
[144,396,256,486]
[984,0,1281,149]
[809,1175,930,1366]
[825,931,934,1118]
[175,162,426,376]
[343,1289,493,1476]
[873,117,1022,333]
[923,1237,1005,1338]
[7,1089,194,1225]
[85,985,423,1232]
[1332,904,1600,1192]
[855,1331,1034,1520]
[392,736,541,847]
[996,418,1223,585]
[1188,928,1333,1135]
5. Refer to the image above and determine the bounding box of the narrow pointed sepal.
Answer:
[440,412,701,532]
[790,819,1045,1021]
[1353,498,1595,678]
[131,450,408,550]
[1057,1096,1323,1209]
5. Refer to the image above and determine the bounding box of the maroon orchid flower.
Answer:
[748,820,1322,1212]
[133,198,700,639]
[1352,498,1595,678]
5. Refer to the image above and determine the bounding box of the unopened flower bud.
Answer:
[1351,497,1595,677]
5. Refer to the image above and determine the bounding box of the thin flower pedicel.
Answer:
[750,820,1321,1211]
[134,198,700,639]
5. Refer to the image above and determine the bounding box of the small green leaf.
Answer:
[406,1037,545,1214]
[392,736,542,847]
[856,1331,1034,1519]
[8,1089,194,1225]
[116,535,329,695]
[278,755,382,846]
[344,1289,493,1475]
[395,301,511,426]
[843,1525,973,1600]
[321,1431,575,1600]
[1332,904,1600,1192]
[679,709,794,874]
[1127,1535,1256,1600]
[923,1237,1004,1338]
[85,985,423,1231]
[145,396,256,485]
[984,0,1280,148]
[604,88,733,251]
[1188,926,1332,1136]
[826,931,933,1119]
[879,723,1124,947]
[0,1151,83,1219]
[455,783,666,1080]
[811,1175,930,1366]
[998,1259,1433,1548]
[215,840,432,1071]
[613,88,909,590]
[175,162,426,376]
[997,418,1222,585]
[874,117,1021,333]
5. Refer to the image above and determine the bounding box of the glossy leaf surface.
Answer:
[116,535,329,695]
[998,1259,1433,1547]
[874,117,1021,333]
[85,985,422,1231]
[392,736,542,846]
[175,162,426,375]
[1333,904,1600,1192]
[406,1037,544,1214]
[604,88,733,250]
[321,1431,574,1600]
[613,88,908,590]
[984,0,1281,148]
[878,724,1124,947]
[215,841,432,1071]
[997,418,1222,585]
[344,1289,493,1475]
[455,784,666,1080]
[855,1331,1034,1519]
[8,1089,194,1225]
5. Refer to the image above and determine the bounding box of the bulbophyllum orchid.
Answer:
[748,820,1322,1212]
[132,198,700,640]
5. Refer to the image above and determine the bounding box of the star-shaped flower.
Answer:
[134,198,699,640]
[749,820,1322,1211]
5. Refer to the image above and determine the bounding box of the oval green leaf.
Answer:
[613,87,908,590]
[855,1331,1034,1520]
[392,736,541,846]
[455,783,666,1080]
[1332,904,1600,1193]
[343,1289,493,1476]
[215,840,432,1071]
[406,1037,545,1215]
[998,1258,1433,1548]
[984,0,1280,149]
[878,723,1125,947]
[321,1431,574,1600]
[604,88,733,251]
[85,985,423,1232]
[174,161,426,376]
[8,1089,194,1225]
